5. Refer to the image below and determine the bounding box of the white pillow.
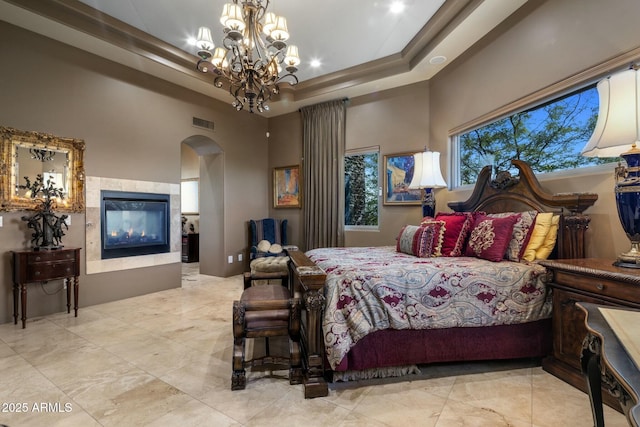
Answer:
[257,240,271,252]
[269,243,283,254]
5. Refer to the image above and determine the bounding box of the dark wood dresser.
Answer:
[540,258,640,409]
[11,247,81,328]
[181,233,199,263]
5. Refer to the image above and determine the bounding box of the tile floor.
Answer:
[0,263,628,426]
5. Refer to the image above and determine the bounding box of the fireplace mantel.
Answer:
[85,177,181,274]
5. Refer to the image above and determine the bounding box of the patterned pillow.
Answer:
[428,212,474,257]
[396,222,445,257]
[488,211,537,262]
[464,213,520,262]
[420,220,446,257]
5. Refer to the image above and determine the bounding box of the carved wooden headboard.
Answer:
[447,159,598,259]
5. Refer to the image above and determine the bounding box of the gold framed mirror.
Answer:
[0,126,85,212]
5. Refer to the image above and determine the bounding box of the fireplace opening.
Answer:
[100,190,170,259]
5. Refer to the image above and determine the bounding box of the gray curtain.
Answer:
[300,99,348,250]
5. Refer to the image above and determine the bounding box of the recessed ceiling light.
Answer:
[310,59,321,68]
[429,55,447,65]
[390,1,405,14]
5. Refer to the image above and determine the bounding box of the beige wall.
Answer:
[431,0,640,259]
[268,0,640,259]
[267,82,432,250]
[0,22,269,323]
[3,0,640,323]
[267,113,304,250]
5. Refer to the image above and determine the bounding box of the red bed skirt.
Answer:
[333,318,552,372]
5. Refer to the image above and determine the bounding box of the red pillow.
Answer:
[464,213,519,262]
[429,212,473,257]
[488,211,538,262]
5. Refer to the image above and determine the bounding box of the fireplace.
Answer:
[100,190,171,259]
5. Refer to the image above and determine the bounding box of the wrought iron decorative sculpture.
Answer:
[20,174,68,249]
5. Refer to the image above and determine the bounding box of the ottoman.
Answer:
[243,256,290,289]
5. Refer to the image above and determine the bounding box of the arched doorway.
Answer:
[181,135,225,277]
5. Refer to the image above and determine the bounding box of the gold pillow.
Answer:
[522,212,554,262]
[535,215,560,260]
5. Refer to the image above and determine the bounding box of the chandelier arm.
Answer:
[252,0,269,25]
[275,73,299,86]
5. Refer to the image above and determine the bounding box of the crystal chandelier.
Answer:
[195,1,301,113]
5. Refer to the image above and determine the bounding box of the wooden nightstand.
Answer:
[540,258,640,410]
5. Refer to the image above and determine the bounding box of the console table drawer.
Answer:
[27,250,76,264]
[27,261,76,281]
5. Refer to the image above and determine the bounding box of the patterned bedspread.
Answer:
[306,246,552,370]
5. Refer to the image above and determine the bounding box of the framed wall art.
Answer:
[383,152,421,205]
[273,164,301,208]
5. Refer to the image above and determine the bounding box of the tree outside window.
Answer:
[345,151,379,227]
[457,85,615,186]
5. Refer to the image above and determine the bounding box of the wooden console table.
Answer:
[286,249,329,398]
[11,247,81,328]
[578,303,640,427]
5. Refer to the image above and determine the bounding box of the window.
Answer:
[345,148,379,228]
[454,84,615,186]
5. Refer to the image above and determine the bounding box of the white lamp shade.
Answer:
[262,12,277,35]
[581,68,640,157]
[408,151,447,189]
[211,47,228,68]
[284,45,300,67]
[224,4,245,31]
[270,16,289,41]
[220,3,231,25]
[196,27,214,51]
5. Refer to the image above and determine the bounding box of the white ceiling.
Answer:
[0,0,528,117]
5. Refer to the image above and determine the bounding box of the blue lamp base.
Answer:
[614,148,640,268]
[421,188,436,218]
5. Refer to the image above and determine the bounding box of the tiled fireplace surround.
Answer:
[85,177,181,274]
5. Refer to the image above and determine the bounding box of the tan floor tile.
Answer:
[0,267,629,426]
[146,398,241,427]
[435,399,531,427]
[91,378,193,426]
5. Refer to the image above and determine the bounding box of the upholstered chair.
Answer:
[249,218,288,259]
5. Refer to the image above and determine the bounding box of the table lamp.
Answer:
[581,66,640,267]
[408,149,447,218]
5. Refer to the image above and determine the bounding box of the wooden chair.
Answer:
[231,284,303,390]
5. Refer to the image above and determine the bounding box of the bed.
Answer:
[287,160,598,398]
